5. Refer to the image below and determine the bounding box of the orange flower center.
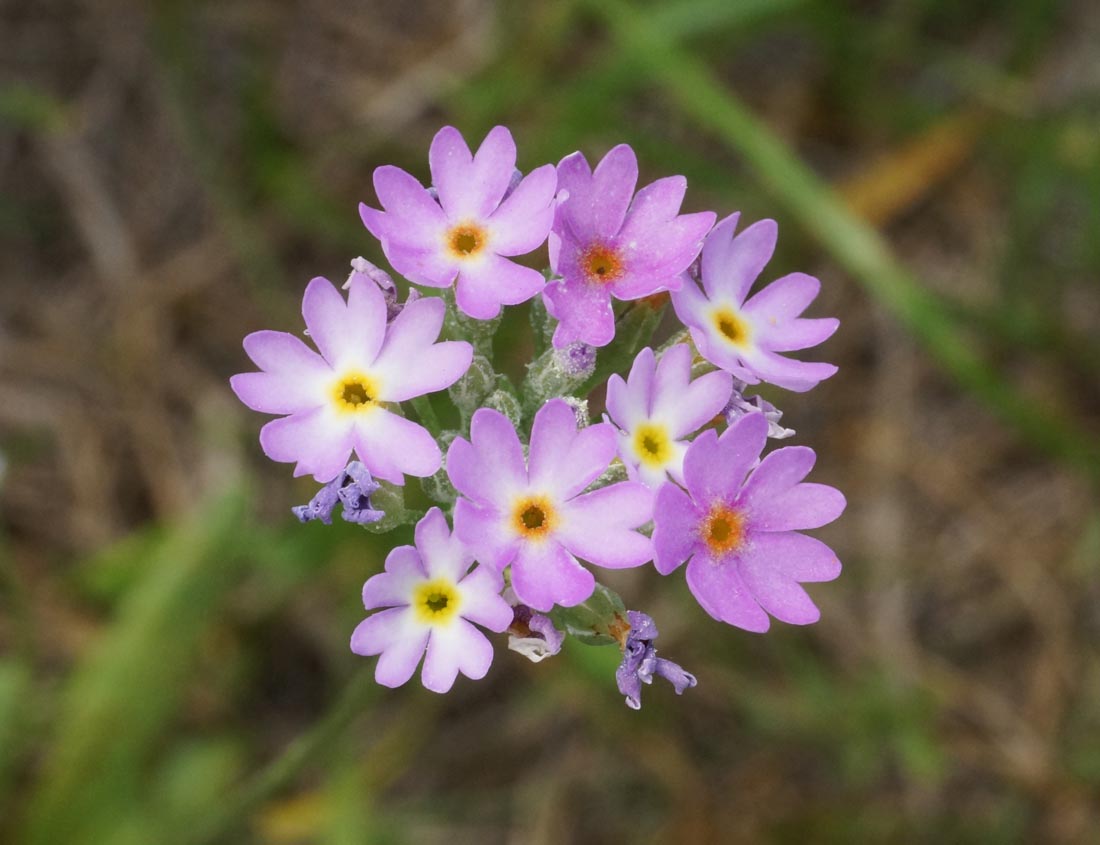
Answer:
[512,495,557,540]
[446,222,488,259]
[581,243,624,285]
[701,504,744,556]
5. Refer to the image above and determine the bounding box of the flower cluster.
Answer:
[232,127,844,708]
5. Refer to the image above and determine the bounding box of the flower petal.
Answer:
[354,409,441,484]
[740,445,816,502]
[685,555,770,632]
[652,345,732,437]
[453,498,518,571]
[750,480,846,533]
[489,163,557,255]
[428,125,474,215]
[738,348,838,393]
[362,545,425,609]
[510,541,595,612]
[230,372,321,415]
[351,607,430,688]
[739,446,846,532]
[737,534,839,625]
[259,407,353,483]
[528,399,616,499]
[413,507,469,583]
[377,627,430,688]
[242,330,330,378]
[557,482,654,568]
[762,317,840,353]
[741,271,821,323]
[421,618,494,692]
[456,565,512,631]
[608,346,656,428]
[544,273,616,348]
[682,413,767,504]
[372,297,472,401]
[653,481,700,575]
[618,175,687,238]
[301,276,384,368]
[743,531,843,583]
[701,215,776,305]
[446,408,527,504]
[350,606,408,656]
[555,145,638,242]
[362,166,446,247]
[454,253,545,320]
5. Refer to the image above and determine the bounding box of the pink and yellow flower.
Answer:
[359,125,557,320]
[671,213,839,392]
[447,399,654,611]
[351,508,513,693]
[230,276,471,484]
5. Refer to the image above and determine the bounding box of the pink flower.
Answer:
[671,213,839,392]
[652,413,845,632]
[359,125,557,320]
[351,508,513,693]
[605,344,732,488]
[544,144,715,347]
[447,399,654,612]
[230,276,471,484]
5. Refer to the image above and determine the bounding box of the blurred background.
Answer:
[2,0,1100,842]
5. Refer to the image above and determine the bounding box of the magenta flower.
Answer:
[543,144,716,348]
[652,412,845,632]
[230,276,472,484]
[350,508,513,693]
[671,213,839,392]
[605,344,733,488]
[359,125,557,320]
[447,399,654,612]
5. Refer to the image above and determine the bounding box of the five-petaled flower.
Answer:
[359,125,557,320]
[447,399,655,612]
[230,275,472,484]
[605,344,732,488]
[351,508,514,693]
[671,213,839,392]
[652,412,845,632]
[544,144,716,348]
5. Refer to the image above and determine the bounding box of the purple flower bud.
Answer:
[555,341,597,378]
[344,257,420,322]
[723,379,795,440]
[293,461,385,525]
[616,610,697,710]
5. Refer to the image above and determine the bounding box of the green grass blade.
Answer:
[21,488,250,845]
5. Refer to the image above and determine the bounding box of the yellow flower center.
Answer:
[581,243,624,285]
[446,222,488,259]
[632,422,673,468]
[512,494,557,540]
[701,504,745,556]
[331,372,381,415]
[412,579,461,624]
[712,307,751,347]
